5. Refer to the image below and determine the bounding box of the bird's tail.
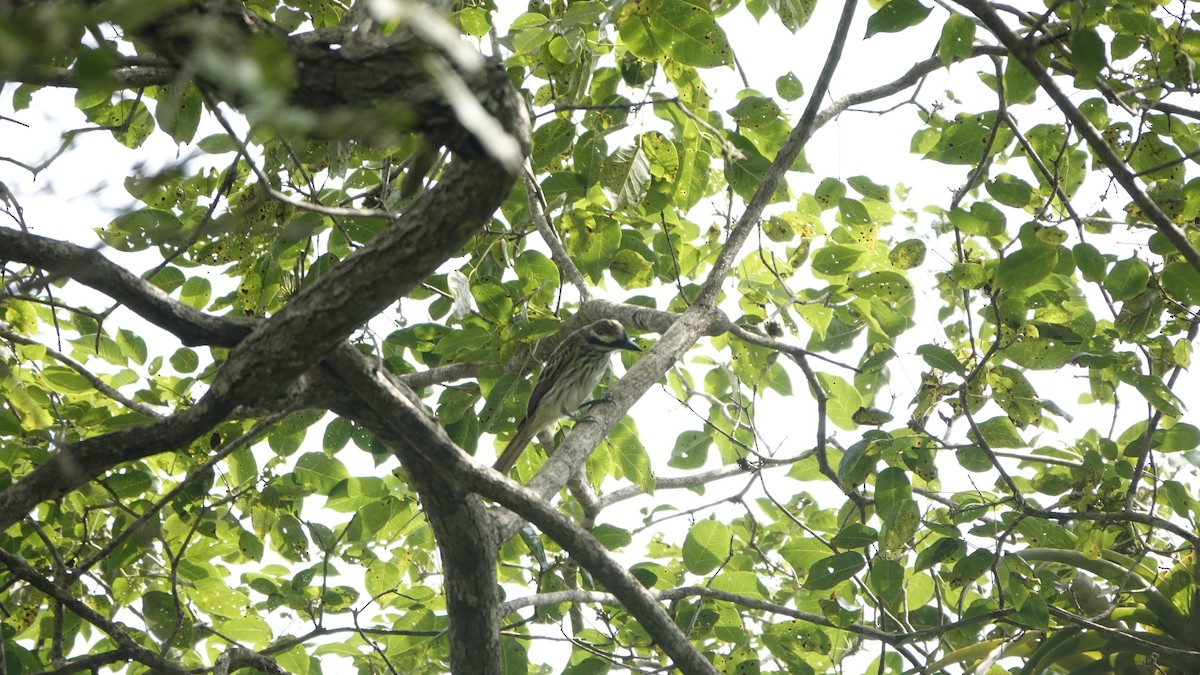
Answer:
[493,421,538,474]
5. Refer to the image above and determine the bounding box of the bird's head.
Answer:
[587,319,641,353]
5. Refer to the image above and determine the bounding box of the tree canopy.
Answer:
[2,0,1200,673]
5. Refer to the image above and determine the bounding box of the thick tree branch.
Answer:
[323,345,719,675]
[324,344,502,674]
[0,228,260,347]
[0,401,230,532]
[8,64,177,90]
[213,647,290,675]
[65,414,286,584]
[0,73,526,532]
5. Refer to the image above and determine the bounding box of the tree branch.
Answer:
[524,171,590,300]
[0,549,187,675]
[0,99,525,531]
[954,0,1200,273]
[0,323,163,418]
[323,344,719,675]
[0,228,260,347]
[694,0,859,308]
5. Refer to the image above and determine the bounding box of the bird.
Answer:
[493,319,641,474]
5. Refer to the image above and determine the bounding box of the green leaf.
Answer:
[323,417,352,453]
[768,0,817,32]
[1003,56,1039,105]
[830,523,878,549]
[880,499,920,554]
[512,24,552,55]
[865,0,932,38]
[364,561,400,598]
[948,549,996,588]
[668,430,711,469]
[169,347,199,373]
[847,271,913,304]
[189,576,250,619]
[724,132,778,201]
[1004,339,1079,370]
[763,621,821,671]
[1105,257,1150,301]
[117,328,148,365]
[196,132,238,152]
[948,262,987,289]
[848,175,890,201]
[1162,480,1200,518]
[593,524,633,550]
[814,177,845,209]
[1013,592,1049,629]
[149,266,186,293]
[179,276,212,309]
[1073,242,1107,282]
[970,416,1025,449]
[107,100,156,148]
[531,118,576,170]
[143,590,179,640]
[776,72,804,100]
[816,372,863,431]
[948,202,1005,237]
[1070,28,1106,87]
[41,366,91,393]
[218,615,272,647]
[986,173,1033,208]
[1128,134,1184,182]
[994,245,1058,291]
[728,96,780,134]
[12,83,39,110]
[889,239,926,269]
[601,144,651,209]
[868,559,905,611]
[915,537,963,571]
[325,477,388,513]
[1153,423,1200,452]
[926,113,1004,166]
[293,452,349,493]
[811,244,864,275]
[1127,373,1183,417]
[1161,261,1200,305]
[617,0,734,68]
[458,6,491,38]
[101,209,184,252]
[990,365,1041,427]
[271,513,309,562]
[875,467,912,514]
[837,436,882,485]
[612,417,654,491]
[916,344,966,375]
[852,406,893,426]
[938,14,975,66]
[806,551,865,590]
[155,84,202,144]
[563,211,622,281]
[683,520,730,575]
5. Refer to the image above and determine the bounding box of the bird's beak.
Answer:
[619,338,641,352]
